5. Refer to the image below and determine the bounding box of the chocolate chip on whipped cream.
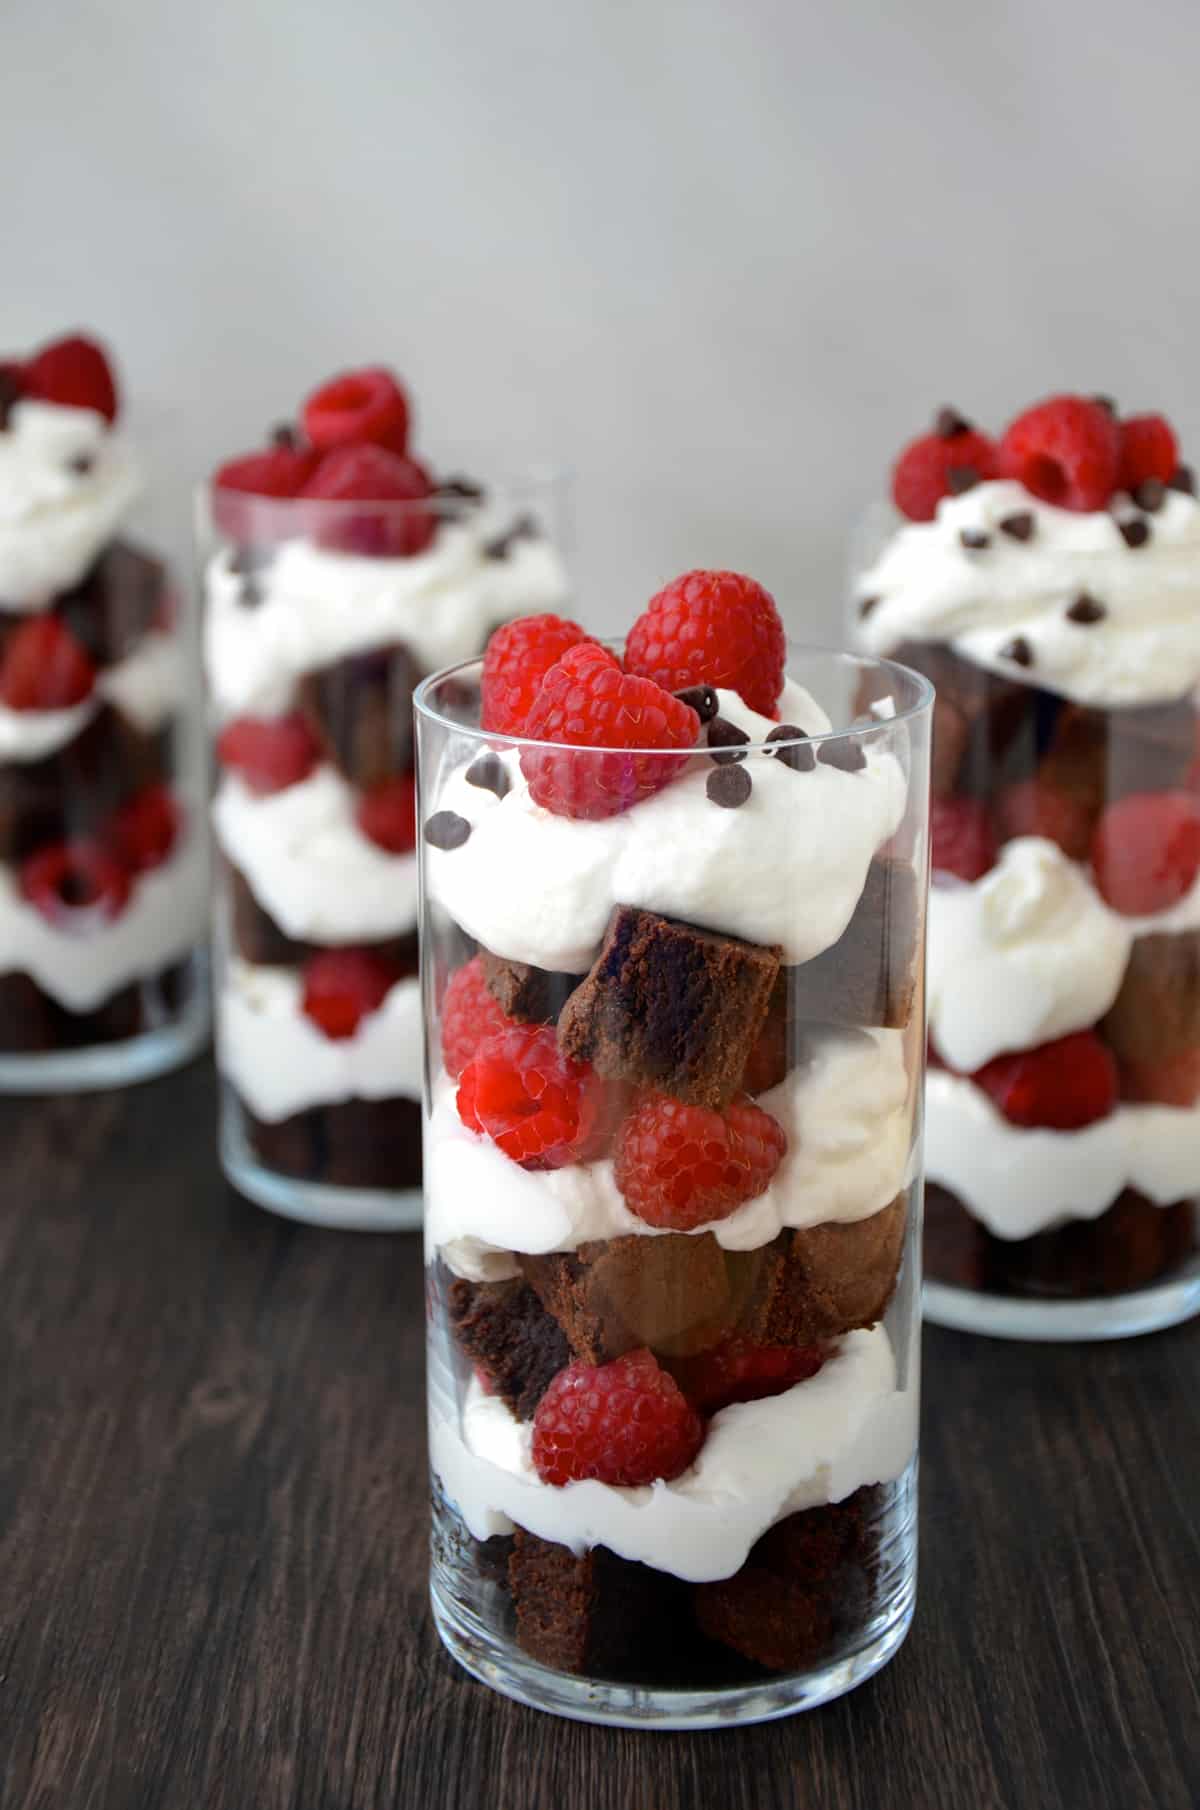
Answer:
[1169,465,1196,495]
[674,683,720,724]
[1066,593,1107,625]
[706,765,752,808]
[858,595,881,620]
[959,528,990,552]
[945,466,981,495]
[425,810,472,850]
[1000,635,1034,668]
[766,725,815,773]
[818,738,866,774]
[934,407,972,439]
[466,753,510,799]
[1118,517,1151,549]
[484,515,538,561]
[998,511,1035,542]
[1131,478,1166,513]
[707,717,750,764]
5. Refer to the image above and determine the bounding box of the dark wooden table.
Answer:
[1,1062,1196,1810]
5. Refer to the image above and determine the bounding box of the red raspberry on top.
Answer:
[931,795,997,882]
[106,784,181,874]
[456,1022,604,1169]
[214,445,319,498]
[521,642,700,820]
[625,570,786,717]
[1091,791,1200,916]
[301,366,410,455]
[22,334,118,423]
[995,777,1094,863]
[971,1029,1118,1130]
[301,947,397,1040]
[1118,414,1179,492]
[531,1348,704,1488]
[671,1336,827,1415]
[480,613,596,734]
[0,617,95,711]
[216,712,321,795]
[20,840,132,930]
[302,444,436,557]
[614,1092,786,1231]
[440,955,514,1078]
[355,773,417,854]
[997,395,1120,512]
[891,421,998,522]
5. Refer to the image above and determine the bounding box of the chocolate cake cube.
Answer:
[242,1096,422,1190]
[788,859,918,1030]
[0,708,172,859]
[1100,932,1200,1065]
[297,643,423,788]
[479,950,583,1026]
[741,1195,907,1346]
[557,907,781,1110]
[446,1276,570,1420]
[521,1233,745,1363]
[889,639,1031,797]
[508,1531,688,1676]
[54,539,168,667]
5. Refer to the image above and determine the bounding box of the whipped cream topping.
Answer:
[429,1328,917,1583]
[426,1027,912,1280]
[212,766,419,942]
[218,960,422,1120]
[0,828,208,1010]
[204,519,570,720]
[428,683,907,973]
[855,478,1200,707]
[0,630,185,763]
[927,1067,1200,1237]
[0,401,142,604]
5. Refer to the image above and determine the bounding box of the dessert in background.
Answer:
[421,574,929,1723]
[201,364,569,1225]
[0,331,206,1086]
[855,393,1200,1336]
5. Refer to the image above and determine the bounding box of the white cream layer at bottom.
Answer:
[927,1068,1200,1239]
[218,959,423,1121]
[429,1325,916,1583]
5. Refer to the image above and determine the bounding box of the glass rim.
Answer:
[413,641,935,758]
[195,458,570,523]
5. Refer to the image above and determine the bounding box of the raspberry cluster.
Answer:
[0,333,119,423]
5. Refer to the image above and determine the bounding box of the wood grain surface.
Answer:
[0,1062,1196,1810]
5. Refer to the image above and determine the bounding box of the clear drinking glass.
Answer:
[198,472,569,1229]
[419,645,931,1727]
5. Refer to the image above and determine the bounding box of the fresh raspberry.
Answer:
[531,1348,704,1488]
[671,1337,827,1415]
[1091,791,1200,915]
[998,396,1120,512]
[440,956,514,1078]
[614,1093,787,1230]
[972,1030,1118,1130]
[995,777,1094,862]
[456,1022,605,1169]
[0,616,95,710]
[301,366,410,455]
[301,947,397,1040]
[215,713,321,794]
[20,840,131,929]
[106,784,181,873]
[625,570,786,716]
[931,795,997,881]
[1118,414,1179,492]
[890,427,998,522]
[22,334,118,422]
[480,613,596,734]
[521,643,700,820]
[214,446,319,497]
[1120,1049,1200,1108]
[355,772,416,853]
[302,444,435,557]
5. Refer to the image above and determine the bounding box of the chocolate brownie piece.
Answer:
[241,1095,422,1190]
[297,643,422,788]
[742,1196,907,1346]
[889,639,1031,797]
[479,950,583,1025]
[225,860,419,972]
[446,1276,570,1419]
[508,1530,688,1676]
[557,906,780,1110]
[53,539,167,667]
[788,859,918,1030]
[0,708,172,860]
[1100,932,1200,1065]
[0,962,192,1054]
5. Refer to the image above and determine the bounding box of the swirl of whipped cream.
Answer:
[0,401,142,603]
[428,684,907,973]
[855,479,1200,706]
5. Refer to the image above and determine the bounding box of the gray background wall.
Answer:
[8,0,1200,637]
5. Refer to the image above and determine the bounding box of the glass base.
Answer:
[220,1112,422,1232]
[0,957,210,1093]
[925,1257,1200,1342]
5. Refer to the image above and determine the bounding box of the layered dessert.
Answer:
[202,365,568,1212]
[0,331,205,1077]
[422,574,925,1713]
[855,395,1200,1314]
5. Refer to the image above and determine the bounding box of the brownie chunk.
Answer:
[479,950,583,1025]
[788,859,918,1030]
[741,1196,907,1346]
[0,708,171,860]
[242,1096,422,1190]
[297,642,423,787]
[53,538,168,667]
[508,1531,688,1677]
[557,906,780,1110]
[889,639,1030,798]
[1100,932,1200,1064]
[446,1276,570,1420]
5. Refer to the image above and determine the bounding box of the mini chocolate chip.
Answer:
[959,528,990,551]
[707,717,750,764]
[67,452,94,476]
[466,753,510,798]
[674,684,720,724]
[436,475,487,502]
[271,422,298,449]
[934,406,971,439]
[858,595,881,619]
[240,576,263,608]
[946,466,980,495]
[1118,518,1151,549]
[818,739,866,773]
[706,764,752,808]
[1001,635,1034,668]
[1092,394,1118,417]
[0,367,20,430]
[766,725,816,773]
[1169,464,1196,496]
[998,511,1035,542]
[484,514,538,560]
[1066,593,1106,625]
[424,811,471,850]
[1131,478,1166,513]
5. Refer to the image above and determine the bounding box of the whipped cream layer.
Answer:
[927,1067,1200,1238]
[427,1027,912,1281]
[856,479,1200,707]
[0,401,142,603]
[213,766,419,943]
[429,684,907,973]
[0,631,185,763]
[0,829,207,1010]
[205,518,570,720]
[218,960,422,1120]
[430,1327,917,1583]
